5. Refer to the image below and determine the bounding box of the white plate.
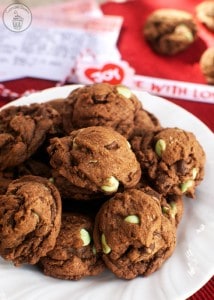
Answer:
[0,85,214,300]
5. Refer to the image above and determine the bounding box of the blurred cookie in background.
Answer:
[200,47,214,84]
[196,1,214,32]
[143,9,198,55]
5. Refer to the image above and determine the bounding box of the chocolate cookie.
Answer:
[0,175,62,266]
[131,108,162,137]
[40,213,104,280]
[48,126,141,200]
[143,9,198,55]
[135,184,184,227]
[45,98,66,116]
[0,103,61,171]
[93,189,176,279]
[63,83,142,138]
[44,98,68,136]
[131,128,206,197]
[196,1,214,32]
[199,47,214,84]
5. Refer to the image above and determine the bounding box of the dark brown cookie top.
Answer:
[63,83,142,138]
[0,175,62,266]
[143,9,198,55]
[131,108,162,137]
[40,213,104,280]
[0,103,61,171]
[48,126,141,198]
[199,47,214,84]
[93,189,176,279]
[131,128,206,197]
[196,1,214,32]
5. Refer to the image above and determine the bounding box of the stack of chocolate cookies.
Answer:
[0,83,206,280]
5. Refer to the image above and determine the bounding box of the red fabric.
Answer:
[0,1,213,298]
[102,0,213,83]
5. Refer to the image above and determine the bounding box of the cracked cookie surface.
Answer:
[93,188,176,279]
[131,128,206,197]
[0,103,61,170]
[48,126,141,200]
[40,213,104,280]
[62,83,142,138]
[0,175,61,266]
